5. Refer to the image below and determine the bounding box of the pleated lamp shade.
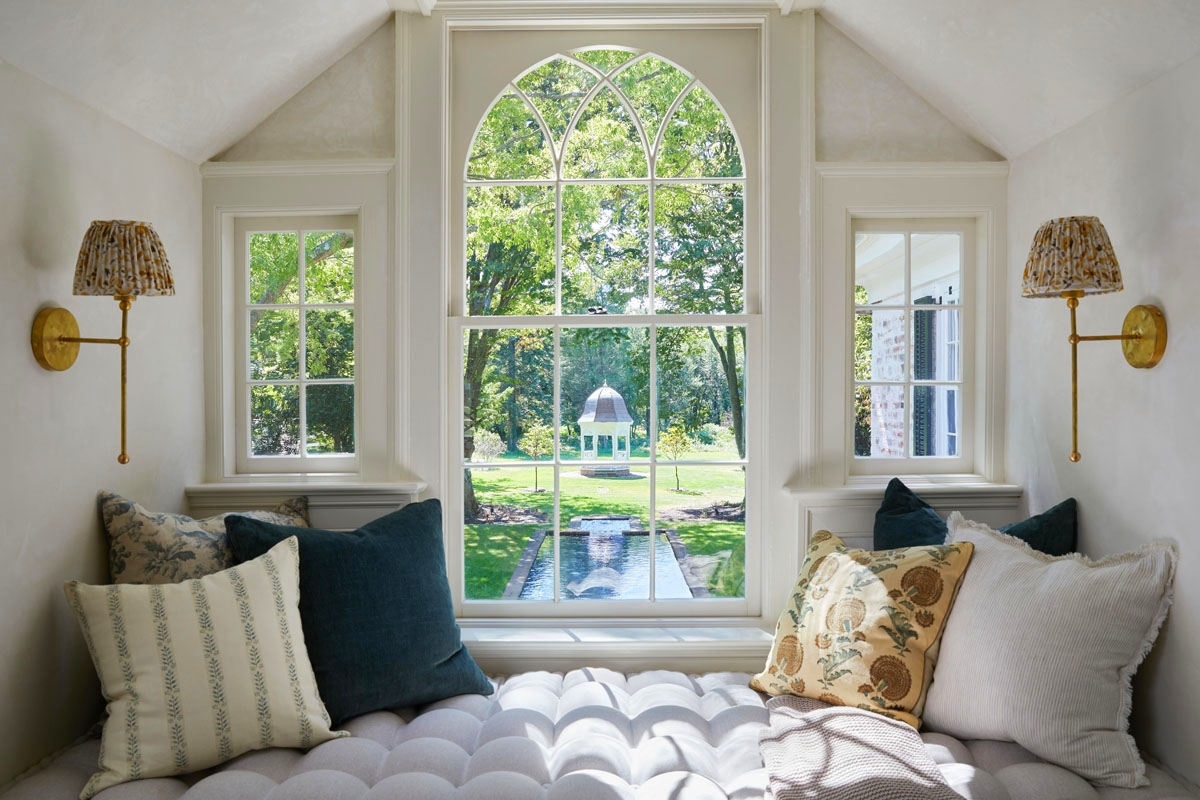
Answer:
[1022,216,1123,298]
[73,220,175,297]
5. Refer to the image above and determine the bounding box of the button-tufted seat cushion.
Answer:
[3,670,1195,800]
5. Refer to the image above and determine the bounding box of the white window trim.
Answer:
[849,216,975,474]
[234,215,360,473]
[200,163,398,482]
[815,162,1010,486]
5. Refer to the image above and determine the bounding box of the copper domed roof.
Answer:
[577,381,633,424]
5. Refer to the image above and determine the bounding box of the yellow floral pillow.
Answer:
[751,531,974,728]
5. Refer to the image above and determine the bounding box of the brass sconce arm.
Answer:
[32,297,134,464]
[1063,294,1166,463]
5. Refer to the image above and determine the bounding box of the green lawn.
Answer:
[464,463,745,600]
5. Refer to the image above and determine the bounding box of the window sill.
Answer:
[185,480,426,529]
[787,479,1021,503]
[459,622,773,674]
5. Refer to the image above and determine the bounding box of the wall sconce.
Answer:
[1022,216,1166,462]
[30,220,175,464]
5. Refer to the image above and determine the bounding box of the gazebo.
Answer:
[577,381,633,477]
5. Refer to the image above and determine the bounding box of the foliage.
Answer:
[248,231,355,456]
[473,430,506,463]
[853,285,872,456]
[518,421,553,491]
[657,424,692,491]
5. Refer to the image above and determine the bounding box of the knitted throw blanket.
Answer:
[759,696,963,800]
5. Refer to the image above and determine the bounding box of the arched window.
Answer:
[465,49,744,316]
[457,48,752,612]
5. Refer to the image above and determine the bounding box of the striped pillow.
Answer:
[64,536,345,799]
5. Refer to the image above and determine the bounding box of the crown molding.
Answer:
[815,161,1010,179]
[387,0,812,15]
[199,159,396,178]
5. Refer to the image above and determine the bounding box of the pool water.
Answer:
[517,518,694,600]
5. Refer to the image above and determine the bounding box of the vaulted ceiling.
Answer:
[3,0,1199,163]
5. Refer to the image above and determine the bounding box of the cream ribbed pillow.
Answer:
[923,513,1176,788]
[64,536,345,799]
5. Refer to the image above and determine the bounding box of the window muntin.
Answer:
[458,49,751,611]
[852,221,970,466]
[237,218,358,471]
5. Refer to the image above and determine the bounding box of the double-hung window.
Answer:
[234,216,358,473]
[851,218,974,473]
[451,43,759,615]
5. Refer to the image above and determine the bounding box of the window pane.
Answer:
[304,231,354,304]
[466,186,555,316]
[562,185,649,315]
[614,56,691,147]
[656,325,745,461]
[854,232,904,305]
[560,327,649,462]
[912,233,961,305]
[656,85,743,178]
[558,476,651,601]
[854,309,905,382]
[854,384,905,457]
[656,465,745,599]
[654,184,744,314]
[464,467,553,600]
[562,86,648,179]
[249,232,299,304]
[911,308,960,382]
[305,309,354,380]
[516,59,597,149]
[250,385,299,455]
[913,385,960,457]
[466,91,553,180]
[464,329,554,463]
[306,384,354,455]
[572,48,635,74]
[249,309,299,380]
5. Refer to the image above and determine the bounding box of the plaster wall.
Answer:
[215,18,395,161]
[815,16,1000,163]
[0,61,204,785]
[1006,52,1200,785]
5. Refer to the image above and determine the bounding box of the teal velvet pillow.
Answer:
[873,478,1077,556]
[226,499,491,725]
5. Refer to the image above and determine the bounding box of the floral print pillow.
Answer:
[98,491,309,584]
[751,530,974,728]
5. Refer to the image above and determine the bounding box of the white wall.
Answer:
[0,62,204,785]
[815,16,1000,163]
[1006,53,1200,786]
[214,18,395,161]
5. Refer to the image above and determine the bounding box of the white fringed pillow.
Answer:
[923,513,1176,788]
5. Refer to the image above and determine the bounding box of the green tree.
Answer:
[657,424,692,491]
[518,421,553,492]
[853,285,873,456]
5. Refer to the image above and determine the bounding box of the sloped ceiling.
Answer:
[3,0,1200,163]
[819,0,1200,158]
[0,0,391,163]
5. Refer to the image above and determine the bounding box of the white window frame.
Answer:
[445,28,764,619]
[849,217,975,474]
[815,164,1009,485]
[234,215,360,474]
[200,164,395,482]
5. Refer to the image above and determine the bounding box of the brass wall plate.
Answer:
[31,307,80,371]
[1122,304,1167,368]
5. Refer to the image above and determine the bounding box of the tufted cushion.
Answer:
[3,670,1195,800]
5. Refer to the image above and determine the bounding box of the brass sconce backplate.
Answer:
[1122,304,1167,368]
[31,307,80,371]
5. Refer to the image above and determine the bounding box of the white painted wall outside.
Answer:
[0,62,204,784]
[1005,52,1200,786]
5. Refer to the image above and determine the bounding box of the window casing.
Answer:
[450,41,760,617]
[234,215,359,474]
[850,218,975,475]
